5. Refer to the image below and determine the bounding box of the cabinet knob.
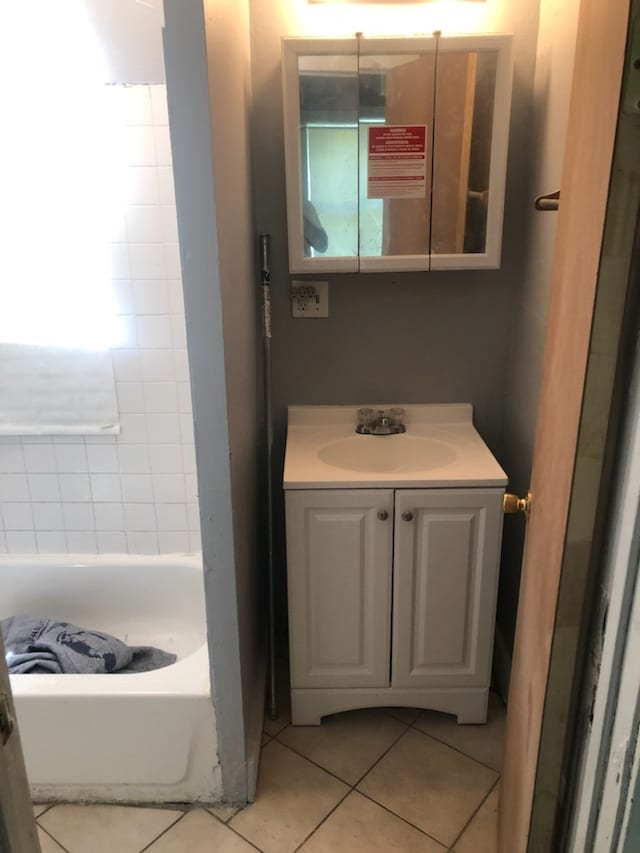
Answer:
[401,511,414,522]
[377,510,388,521]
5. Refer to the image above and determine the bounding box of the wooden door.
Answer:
[285,489,393,689]
[0,634,40,852]
[498,0,631,850]
[392,489,503,690]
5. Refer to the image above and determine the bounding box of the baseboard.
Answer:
[493,625,512,703]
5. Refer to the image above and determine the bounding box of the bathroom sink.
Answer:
[283,404,508,488]
[317,435,458,474]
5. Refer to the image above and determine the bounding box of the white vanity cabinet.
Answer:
[285,486,504,725]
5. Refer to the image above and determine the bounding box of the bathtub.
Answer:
[1,555,220,804]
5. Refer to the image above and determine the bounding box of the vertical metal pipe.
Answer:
[259,234,277,720]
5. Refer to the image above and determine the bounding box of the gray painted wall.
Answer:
[498,0,581,668]
[201,0,265,779]
[163,0,262,803]
[249,0,542,631]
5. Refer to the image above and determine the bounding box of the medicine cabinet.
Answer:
[282,34,513,273]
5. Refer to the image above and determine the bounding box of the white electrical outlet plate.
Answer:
[291,281,329,318]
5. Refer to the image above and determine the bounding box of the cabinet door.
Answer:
[392,489,503,688]
[282,35,512,273]
[286,489,393,689]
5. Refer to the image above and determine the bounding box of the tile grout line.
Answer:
[354,788,451,850]
[268,738,359,789]
[206,806,240,824]
[223,821,265,853]
[138,811,187,852]
[351,723,413,789]
[352,725,499,850]
[272,714,412,790]
[271,712,463,849]
[264,719,290,739]
[273,725,452,851]
[446,774,501,852]
[258,708,503,851]
[409,723,504,776]
[291,787,353,853]
[35,822,72,853]
[254,725,417,853]
[34,804,55,820]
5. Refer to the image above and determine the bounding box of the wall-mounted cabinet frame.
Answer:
[282,34,513,274]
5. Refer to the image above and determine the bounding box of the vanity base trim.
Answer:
[291,686,489,726]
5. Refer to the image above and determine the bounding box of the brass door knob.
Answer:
[401,511,414,522]
[503,491,532,516]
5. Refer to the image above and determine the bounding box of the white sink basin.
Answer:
[317,435,458,473]
[283,404,508,489]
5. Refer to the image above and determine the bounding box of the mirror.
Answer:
[298,53,359,261]
[283,35,512,273]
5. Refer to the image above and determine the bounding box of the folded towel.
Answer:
[2,615,176,675]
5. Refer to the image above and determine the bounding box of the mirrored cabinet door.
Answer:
[430,36,512,270]
[357,41,436,272]
[283,41,360,272]
[282,34,512,274]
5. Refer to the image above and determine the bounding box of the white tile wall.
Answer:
[0,86,200,556]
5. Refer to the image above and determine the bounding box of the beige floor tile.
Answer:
[33,803,50,818]
[357,728,497,848]
[38,804,182,853]
[383,707,423,725]
[230,740,349,853]
[453,784,499,853]
[414,692,506,771]
[146,810,256,852]
[208,803,240,823]
[299,791,447,852]
[277,708,406,784]
[37,827,66,853]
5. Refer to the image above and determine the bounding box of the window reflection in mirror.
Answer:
[296,46,500,262]
[298,55,359,258]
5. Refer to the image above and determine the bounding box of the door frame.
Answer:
[564,198,640,849]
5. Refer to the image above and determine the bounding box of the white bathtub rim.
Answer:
[0,552,202,569]
[5,552,211,697]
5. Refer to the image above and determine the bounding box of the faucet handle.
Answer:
[390,407,406,433]
[356,407,374,434]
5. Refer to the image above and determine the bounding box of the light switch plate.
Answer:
[291,281,329,318]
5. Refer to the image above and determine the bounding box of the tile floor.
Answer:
[33,691,504,852]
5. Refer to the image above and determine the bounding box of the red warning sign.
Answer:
[367,125,427,199]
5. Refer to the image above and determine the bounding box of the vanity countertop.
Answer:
[283,403,508,490]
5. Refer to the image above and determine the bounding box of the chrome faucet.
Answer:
[371,413,393,435]
[356,407,406,435]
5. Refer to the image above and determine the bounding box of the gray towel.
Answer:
[2,615,176,675]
